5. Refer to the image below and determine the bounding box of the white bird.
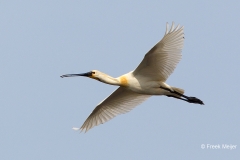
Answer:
[61,22,204,132]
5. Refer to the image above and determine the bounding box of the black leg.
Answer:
[160,86,204,105]
[166,95,189,102]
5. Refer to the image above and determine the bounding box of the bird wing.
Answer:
[76,87,150,132]
[133,22,184,81]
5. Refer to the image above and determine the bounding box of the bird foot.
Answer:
[187,97,204,105]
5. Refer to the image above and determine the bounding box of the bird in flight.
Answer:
[61,22,204,132]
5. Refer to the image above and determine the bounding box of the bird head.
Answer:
[60,70,101,81]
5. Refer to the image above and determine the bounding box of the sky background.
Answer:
[1,1,240,160]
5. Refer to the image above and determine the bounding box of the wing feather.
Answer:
[133,22,184,81]
[76,87,150,132]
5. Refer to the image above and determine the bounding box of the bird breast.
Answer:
[119,76,128,87]
[119,73,164,95]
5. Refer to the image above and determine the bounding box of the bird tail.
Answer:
[172,87,184,97]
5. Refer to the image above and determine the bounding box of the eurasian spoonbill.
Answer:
[61,22,204,132]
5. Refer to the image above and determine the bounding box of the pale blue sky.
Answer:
[1,1,240,159]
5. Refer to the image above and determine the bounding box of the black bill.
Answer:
[60,71,92,78]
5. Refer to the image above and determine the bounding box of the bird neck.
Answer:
[100,75,120,86]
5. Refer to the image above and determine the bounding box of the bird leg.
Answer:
[166,95,189,102]
[160,86,204,105]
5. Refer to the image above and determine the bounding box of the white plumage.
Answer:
[134,23,183,81]
[79,87,150,132]
[61,22,204,132]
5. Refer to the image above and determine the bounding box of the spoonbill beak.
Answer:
[60,71,92,78]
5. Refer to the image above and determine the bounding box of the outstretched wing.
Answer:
[133,22,184,81]
[74,87,150,132]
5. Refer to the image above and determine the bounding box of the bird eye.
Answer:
[92,72,95,74]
